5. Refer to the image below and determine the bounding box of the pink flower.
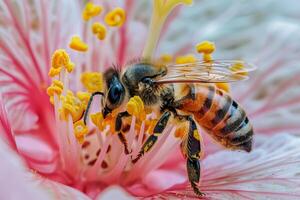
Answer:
[1,0,300,199]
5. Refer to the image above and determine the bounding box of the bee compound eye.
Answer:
[108,83,124,105]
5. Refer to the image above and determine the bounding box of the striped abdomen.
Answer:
[181,84,253,152]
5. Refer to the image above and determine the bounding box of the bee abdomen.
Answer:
[190,86,253,152]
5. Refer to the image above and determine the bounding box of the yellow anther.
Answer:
[76,91,91,106]
[230,62,248,76]
[104,7,126,27]
[47,80,64,104]
[90,112,104,131]
[82,2,103,21]
[145,119,158,134]
[216,83,230,93]
[159,54,173,64]
[175,54,197,64]
[49,49,74,77]
[92,23,107,40]
[59,90,85,122]
[142,0,192,58]
[69,35,88,52]
[196,41,215,62]
[126,96,146,121]
[81,72,103,93]
[73,120,89,144]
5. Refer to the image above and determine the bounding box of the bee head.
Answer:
[122,62,167,105]
[102,68,125,115]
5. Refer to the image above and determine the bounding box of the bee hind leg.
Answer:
[184,116,205,196]
[132,111,171,163]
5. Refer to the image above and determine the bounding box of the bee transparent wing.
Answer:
[156,60,256,84]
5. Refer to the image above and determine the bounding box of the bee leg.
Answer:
[83,92,104,125]
[115,111,132,155]
[132,111,171,163]
[186,116,205,196]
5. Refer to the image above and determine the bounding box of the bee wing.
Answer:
[156,60,256,84]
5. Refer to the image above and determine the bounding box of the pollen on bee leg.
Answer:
[142,0,193,59]
[196,41,215,62]
[69,35,88,52]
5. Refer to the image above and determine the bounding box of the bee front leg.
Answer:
[185,116,205,196]
[132,111,171,163]
[115,111,132,155]
[83,92,104,125]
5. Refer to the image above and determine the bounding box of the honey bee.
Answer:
[83,59,256,196]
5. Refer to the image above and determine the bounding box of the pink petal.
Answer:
[0,94,17,150]
[149,133,300,199]
[0,137,90,200]
[96,186,135,200]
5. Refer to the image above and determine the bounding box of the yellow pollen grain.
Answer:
[196,41,215,62]
[69,35,88,52]
[90,112,104,131]
[92,22,107,40]
[230,62,248,76]
[81,72,103,93]
[216,83,230,93]
[104,7,126,27]
[175,54,197,64]
[126,96,146,121]
[47,80,64,104]
[159,53,173,64]
[49,49,74,77]
[82,2,103,21]
[142,0,192,59]
[59,90,86,122]
[73,120,89,144]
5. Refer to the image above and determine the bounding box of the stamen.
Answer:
[69,35,88,52]
[126,96,146,121]
[142,0,193,59]
[92,22,107,40]
[175,54,197,64]
[159,53,173,64]
[80,72,103,93]
[196,41,230,92]
[104,7,126,27]
[90,112,104,131]
[230,62,248,76]
[59,90,86,122]
[196,40,215,62]
[49,49,74,77]
[73,120,89,144]
[82,2,103,21]
[46,80,64,104]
